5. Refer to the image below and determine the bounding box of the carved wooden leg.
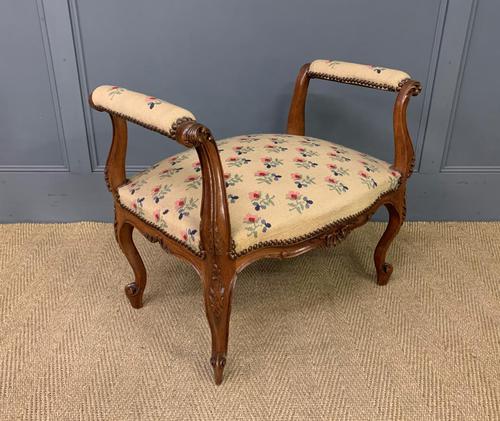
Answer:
[374,198,405,286]
[202,262,236,385]
[115,219,147,308]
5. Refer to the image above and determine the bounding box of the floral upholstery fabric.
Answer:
[91,85,195,138]
[309,60,411,91]
[118,134,401,254]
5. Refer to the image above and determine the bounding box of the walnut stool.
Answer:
[89,59,422,384]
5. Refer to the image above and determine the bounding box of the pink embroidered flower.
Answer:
[192,161,201,168]
[232,146,242,151]
[286,191,301,200]
[175,198,185,209]
[248,191,261,200]
[291,173,302,180]
[391,170,400,177]
[168,156,178,163]
[255,170,269,177]
[152,185,161,194]
[185,175,198,182]
[325,176,337,184]
[146,96,157,101]
[181,230,188,241]
[359,171,369,178]
[110,86,120,90]
[293,157,305,163]
[260,157,272,163]
[328,152,338,157]
[244,214,259,223]
[131,202,137,210]
[153,209,160,222]
[224,172,231,179]
[226,156,238,162]
[296,147,306,152]
[327,163,337,170]
[265,145,276,149]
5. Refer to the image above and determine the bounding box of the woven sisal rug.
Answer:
[0,222,499,420]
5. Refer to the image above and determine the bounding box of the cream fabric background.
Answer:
[309,60,411,90]
[118,134,400,253]
[91,85,195,136]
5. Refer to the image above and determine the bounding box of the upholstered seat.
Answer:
[118,134,400,255]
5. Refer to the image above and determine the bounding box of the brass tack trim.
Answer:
[229,184,401,258]
[117,183,400,260]
[307,71,411,92]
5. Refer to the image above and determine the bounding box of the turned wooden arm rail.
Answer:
[88,86,232,261]
[287,60,422,179]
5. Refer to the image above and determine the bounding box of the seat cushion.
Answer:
[118,134,401,255]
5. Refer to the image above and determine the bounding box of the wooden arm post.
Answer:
[176,121,235,385]
[286,61,422,179]
[287,63,311,136]
[392,80,422,178]
[175,121,232,260]
[104,114,128,196]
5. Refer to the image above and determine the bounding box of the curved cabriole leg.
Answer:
[374,199,405,286]
[202,262,236,385]
[115,219,147,308]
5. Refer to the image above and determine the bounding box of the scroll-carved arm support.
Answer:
[392,80,422,178]
[175,121,232,259]
[176,121,236,385]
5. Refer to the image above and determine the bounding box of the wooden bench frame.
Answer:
[90,62,421,384]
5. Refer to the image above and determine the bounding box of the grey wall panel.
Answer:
[0,0,67,170]
[442,0,500,169]
[74,0,440,170]
[1,0,499,221]
[2,171,499,222]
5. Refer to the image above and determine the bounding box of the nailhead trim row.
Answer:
[228,184,401,258]
[118,180,401,259]
[307,71,411,92]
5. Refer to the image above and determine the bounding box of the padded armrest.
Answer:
[308,59,411,92]
[90,85,196,139]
